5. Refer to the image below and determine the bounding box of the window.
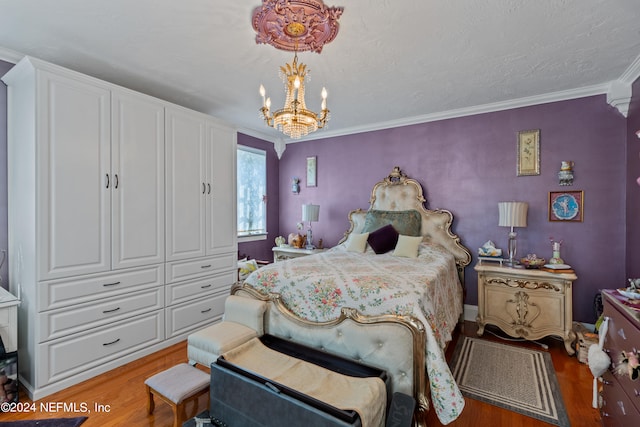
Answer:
[237,146,267,239]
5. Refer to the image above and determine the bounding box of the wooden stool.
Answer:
[145,363,210,427]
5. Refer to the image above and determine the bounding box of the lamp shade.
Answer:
[302,204,320,222]
[498,202,528,228]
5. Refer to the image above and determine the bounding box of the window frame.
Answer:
[237,145,268,242]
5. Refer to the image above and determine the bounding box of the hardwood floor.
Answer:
[2,321,601,427]
[426,322,601,427]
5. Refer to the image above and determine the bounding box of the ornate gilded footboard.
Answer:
[231,283,430,425]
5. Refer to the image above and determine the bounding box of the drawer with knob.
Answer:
[601,290,640,425]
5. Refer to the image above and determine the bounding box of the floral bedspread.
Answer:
[244,242,466,424]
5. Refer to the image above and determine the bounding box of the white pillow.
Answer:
[393,235,423,258]
[345,232,370,253]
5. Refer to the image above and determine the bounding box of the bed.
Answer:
[234,167,471,425]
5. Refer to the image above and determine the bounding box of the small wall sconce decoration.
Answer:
[292,177,300,194]
[558,161,574,186]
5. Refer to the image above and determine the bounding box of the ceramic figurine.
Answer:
[558,161,574,186]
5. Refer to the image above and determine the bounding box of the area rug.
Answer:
[0,417,87,427]
[450,337,569,427]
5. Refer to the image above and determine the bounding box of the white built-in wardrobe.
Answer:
[2,56,237,399]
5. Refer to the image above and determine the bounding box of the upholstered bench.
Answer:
[145,363,210,427]
[187,295,267,367]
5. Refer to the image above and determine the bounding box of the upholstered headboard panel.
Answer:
[339,167,471,283]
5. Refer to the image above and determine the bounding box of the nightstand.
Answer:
[474,262,577,355]
[272,246,326,262]
[0,286,20,353]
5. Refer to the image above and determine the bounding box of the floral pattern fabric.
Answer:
[244,242,465,424]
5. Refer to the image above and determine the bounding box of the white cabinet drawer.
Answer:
[38,310,164,385]
[38,264,164,311]
[39,287,165,342]
[165,271,234,306]
[165,290,227,338]
[166,253,235,284]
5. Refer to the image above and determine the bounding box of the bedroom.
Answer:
[1,1,640,426]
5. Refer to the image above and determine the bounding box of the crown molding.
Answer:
[605,53,640,118]
[619,53,640,85]
[0,46,25,64]
[300,83,610,141]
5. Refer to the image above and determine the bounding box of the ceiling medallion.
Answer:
[252,0,344,53]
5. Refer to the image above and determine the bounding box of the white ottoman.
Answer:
[145,363,210,427]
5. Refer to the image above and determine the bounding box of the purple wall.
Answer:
[237,133,280,262]
[277,95,627,323]
[0,60,13,290]
[0,55,636,322]
[626,79,640,278]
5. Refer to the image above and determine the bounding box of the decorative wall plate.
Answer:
[548,191,584,222]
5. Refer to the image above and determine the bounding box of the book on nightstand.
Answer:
[539,263,574,274]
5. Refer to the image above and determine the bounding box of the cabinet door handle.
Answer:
[105,174,110,188]
[202,183,206,194]
[102,338,120,346]
[207,183,211,194]
[102,281,121,287]
[103,307,121,314]
[201,264,211,269]
[201,284,212,289]
[201,308,212,314]
[114,174,119,189]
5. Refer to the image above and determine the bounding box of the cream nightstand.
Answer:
[474,262,577,355]
[272,246,326,262]
[0,287,20,353]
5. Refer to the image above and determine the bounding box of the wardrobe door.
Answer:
[165,106,207,261]
[205,120,237,256]
[111,90,165,269]
[37,70,111,280]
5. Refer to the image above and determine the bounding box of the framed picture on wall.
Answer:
[517,129,540,176]
[306,156,317,187]
[549,190,583,222]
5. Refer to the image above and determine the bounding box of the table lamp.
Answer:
[302,204,320,249]
[498,201,528,266]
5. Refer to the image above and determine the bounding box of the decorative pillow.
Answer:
[345,232,369,253]
[367,224,399,254]
[361,210,422,237]
[237,259,258,281]
[393,235,424,258]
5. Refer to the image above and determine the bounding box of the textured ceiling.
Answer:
[1,0,639,144]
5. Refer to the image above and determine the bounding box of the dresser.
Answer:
[600,290,640,426]
[475,263,577,355]
[2,56,237,400]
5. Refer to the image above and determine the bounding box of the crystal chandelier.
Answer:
[259,49,329,139]
[252,0,343,139]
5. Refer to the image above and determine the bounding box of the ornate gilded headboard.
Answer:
[339,167,471,284]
